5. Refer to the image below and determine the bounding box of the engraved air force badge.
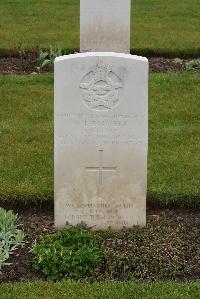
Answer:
[80,62,123,111]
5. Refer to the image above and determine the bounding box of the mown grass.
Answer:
[0,282,200,299]
[0,73,199,207]
[0,0,199,57]
[0,75,53,202]
[149,73,200,207]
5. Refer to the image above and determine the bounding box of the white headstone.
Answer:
[54,52,148,230]
[80,0,131,53]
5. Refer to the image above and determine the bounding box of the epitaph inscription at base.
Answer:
[54,53,148,230]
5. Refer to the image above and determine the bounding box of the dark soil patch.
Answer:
[97,210,200,282]
[149,57,185,73]
[0,58,37,75]
[0,204,199,283]
[0,57,195,75]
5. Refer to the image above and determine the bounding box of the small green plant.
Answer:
[32,228,104,281]
[173,58,183,64]
[0,208,25,270]
[36,46,62,72]
[16,42,26,70]
[185,59,200,71]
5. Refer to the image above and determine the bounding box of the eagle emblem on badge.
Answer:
[80,62,123,111]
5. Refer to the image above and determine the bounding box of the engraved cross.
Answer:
[86,150,117,197]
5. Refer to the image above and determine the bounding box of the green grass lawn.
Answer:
[0,0,199,56]
[0,73,199,207]
[1,282,200,299]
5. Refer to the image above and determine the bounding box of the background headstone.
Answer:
[80,0,131,53]
[54,52,148,230]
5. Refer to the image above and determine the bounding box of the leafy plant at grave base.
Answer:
[32,228,104,281]
[173,58,183,64]
[185,59,200,71]
[16,42,26,69]
[0,208,25,270]
[36,46,62,73]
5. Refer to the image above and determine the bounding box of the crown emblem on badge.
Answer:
[93,62,112,81]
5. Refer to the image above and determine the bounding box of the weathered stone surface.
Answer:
[54,52,148,230]
[80,0,131,53]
